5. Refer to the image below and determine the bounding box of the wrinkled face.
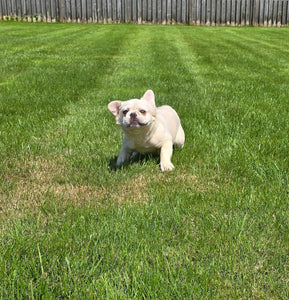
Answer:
[119,99,154,128]
[108,90,157,130]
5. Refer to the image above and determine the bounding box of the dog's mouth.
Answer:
[127,120,147,127]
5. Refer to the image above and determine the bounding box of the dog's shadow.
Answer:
[109,153,160,171]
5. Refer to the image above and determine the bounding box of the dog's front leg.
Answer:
[116,145,132,167]
[160,141,174,172]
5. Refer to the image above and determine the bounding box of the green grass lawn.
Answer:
[0,21,289,298]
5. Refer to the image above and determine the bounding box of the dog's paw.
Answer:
[160,161,175,172]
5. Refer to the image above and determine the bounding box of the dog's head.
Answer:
[108,90,157,129]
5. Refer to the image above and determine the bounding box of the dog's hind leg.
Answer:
[174,125,185,149]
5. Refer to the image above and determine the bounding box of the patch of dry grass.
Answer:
[1,154,219,221]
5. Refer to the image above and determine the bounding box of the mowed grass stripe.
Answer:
[175,27,289,177]
[0,25,136,157]
[0,24,148,210]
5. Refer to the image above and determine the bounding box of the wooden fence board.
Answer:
[201,0,206,24]
[221,0,225,25]
[131,0,135,22]
[216,0,219,25]
[45,0,50,21]
[267,1,273,26]
[189,0,194,24]
[10,0,15,16]
[7,0,12,16]
[278,0,282,25]
[125,0,129,22]
[176,0,181,22]
[87,0,92,22]
[240,0,245,24]
[16,0,21,18]
[106,1,112,23]
[137,0,141,22]
[197,0,201,24]
[111,0,115,22]
[152,0,155,22]
[265,0,270,24]
[171,0,176,22]
[40,0,45,21]
[157,0,161,23]
[183,0,188,23]
[184,0,188,23]
[285,1,289,26]
[283,0,288,24]
[100,0,104,22]
[161,0,165,23]
[70,0,75,21]
[260,0,265,24]
[23,0,28,17]
[205,0,208,24]
[226,0,230,24]
[215,0,220,25]
[200,0,207,25]
[272,0,277,25]
[0,1,3,19]
[117,0,121,20]
[167,0,172,23]
[147,0,151,22]
[236,0,241,25]
[245,0,250,25]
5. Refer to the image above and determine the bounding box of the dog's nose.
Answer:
[130,112,137,120]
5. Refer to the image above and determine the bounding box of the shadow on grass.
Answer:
[109,153,160,172]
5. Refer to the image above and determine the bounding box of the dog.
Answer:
[108,90,185,172]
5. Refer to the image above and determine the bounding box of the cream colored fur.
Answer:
[108,90,185,171]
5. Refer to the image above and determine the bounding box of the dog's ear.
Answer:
[141,90,156,109]
[108,101,122,124]
[108,101,122,116]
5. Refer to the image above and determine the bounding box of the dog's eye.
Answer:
[123,110,128,116]
[140,110,146,114]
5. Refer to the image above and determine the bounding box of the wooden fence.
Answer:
[0,0,288,26]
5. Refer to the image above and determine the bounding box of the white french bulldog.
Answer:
[108,90,185,172]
